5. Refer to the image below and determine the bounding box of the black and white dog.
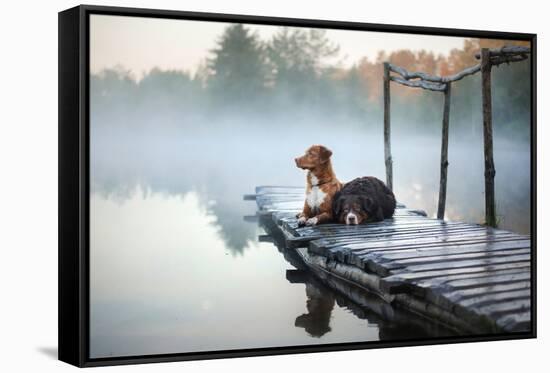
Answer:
[333,177,396,225]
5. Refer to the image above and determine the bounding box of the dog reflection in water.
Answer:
[295,282,336,337]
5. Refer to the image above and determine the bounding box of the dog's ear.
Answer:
[333,193,343,218]
[373,206,384,222]
[360,196,373,212]
[319,146,333,163]
[362,197,384,222]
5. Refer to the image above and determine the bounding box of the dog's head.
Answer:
[333,194,375,225]
[294,145,333,170]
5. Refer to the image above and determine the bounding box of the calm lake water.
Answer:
[89,127,530,358]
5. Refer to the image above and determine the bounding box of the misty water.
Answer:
[89,119,530,358]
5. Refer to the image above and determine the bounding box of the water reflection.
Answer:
[293,274,336,338]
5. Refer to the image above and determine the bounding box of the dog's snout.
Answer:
[346,212,358,225]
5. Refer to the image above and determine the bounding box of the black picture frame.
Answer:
[58,4,537,367]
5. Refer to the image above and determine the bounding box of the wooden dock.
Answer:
[245,186,532,334]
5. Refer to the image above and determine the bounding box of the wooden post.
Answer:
[437,83,451,220]
[383,62,393,191]
[480,48,497,227]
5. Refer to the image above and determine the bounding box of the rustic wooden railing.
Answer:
[383,46,530,227]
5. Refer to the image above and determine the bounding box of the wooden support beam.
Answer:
[437,83,451,220]
[490,54,529,67]
[474,46,531,59]
[389,62,481,84]
[390,76,447,91]
[481,48,497,227]
[383,62,393,191]
[442,64,481,83]
[389,64,441,83]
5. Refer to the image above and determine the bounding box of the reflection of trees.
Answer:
[202,196,256,254]
[90,133,253,254]
[91,163,258,255]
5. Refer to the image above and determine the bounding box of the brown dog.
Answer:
[294,145,342,226]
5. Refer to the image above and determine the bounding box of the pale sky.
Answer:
[90,14,468,78]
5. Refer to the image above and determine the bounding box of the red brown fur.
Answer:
[294,145,342,226]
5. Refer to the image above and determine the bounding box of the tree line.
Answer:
[91,24,531,139]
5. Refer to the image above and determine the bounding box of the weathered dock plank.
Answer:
[247,186,532,334]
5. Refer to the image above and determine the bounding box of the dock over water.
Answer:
[245,186,532,334]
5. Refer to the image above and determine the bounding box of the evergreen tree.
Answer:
[206,24,268,108]
[267,27,339,109]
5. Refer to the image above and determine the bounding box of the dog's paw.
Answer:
[297,216,307,226]
[305,217,318,226]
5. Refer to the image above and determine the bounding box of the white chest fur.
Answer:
[306,174,327,211]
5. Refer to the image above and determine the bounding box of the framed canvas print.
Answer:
[58,4,537,367]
